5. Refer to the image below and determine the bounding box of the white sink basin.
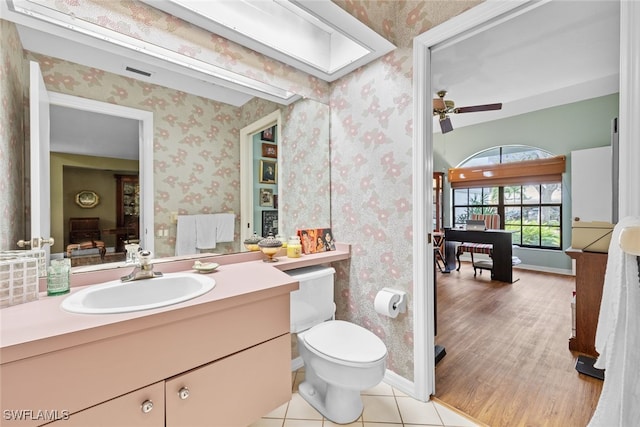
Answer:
[61,272,216,314]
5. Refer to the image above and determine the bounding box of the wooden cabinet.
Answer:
[0,293,292,427]
[49,336,290,427]
[114,174,140,251]
[166,335,290,427]
[566,248,607,356]
[48,382,164,427]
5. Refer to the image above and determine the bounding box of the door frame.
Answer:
[46,93,155,253]
[411,0,640,401]
[239,110,282,244]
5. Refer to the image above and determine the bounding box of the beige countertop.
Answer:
[0,245,350,364]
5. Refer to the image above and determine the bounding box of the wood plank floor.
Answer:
[435,263,603,427]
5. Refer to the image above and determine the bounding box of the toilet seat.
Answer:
[302,320,387,368]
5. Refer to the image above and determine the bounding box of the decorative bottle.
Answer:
[47,258,71,296]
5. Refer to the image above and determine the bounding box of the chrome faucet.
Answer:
[121,250,163,282]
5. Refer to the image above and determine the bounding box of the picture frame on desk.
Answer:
[297,228,336,254]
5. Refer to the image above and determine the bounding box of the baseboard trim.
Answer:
[513,264,573,276]
[383,369,416,399]
[457,256,574,276]
[291,356,304,371]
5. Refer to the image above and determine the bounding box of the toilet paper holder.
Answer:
[380,287,407,313]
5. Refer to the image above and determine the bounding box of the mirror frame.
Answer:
[239,109,282,244]
[47,92,155,255]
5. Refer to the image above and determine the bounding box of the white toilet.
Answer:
[287,266,388,424]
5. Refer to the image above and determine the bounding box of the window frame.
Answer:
[450,147,563,250]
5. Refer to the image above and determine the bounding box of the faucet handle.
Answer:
[138,250,153,265]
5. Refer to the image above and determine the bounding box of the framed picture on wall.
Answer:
[261,126,275,142]
[259,188,274,207]
[259,160,277,184]
[262,210,278,237]
[262,143,277,159]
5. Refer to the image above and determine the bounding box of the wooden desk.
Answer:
[444,228,515,283]
[565,248,607,356]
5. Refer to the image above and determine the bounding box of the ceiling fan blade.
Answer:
[433,98,446,110]
[439,116,453,134]
[454,103,502,113]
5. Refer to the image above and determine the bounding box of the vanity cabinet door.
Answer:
[165,334,291,427]
[45,382,164,427]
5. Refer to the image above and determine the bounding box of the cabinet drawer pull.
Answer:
[141,400,154,413]
[178,387,190,400]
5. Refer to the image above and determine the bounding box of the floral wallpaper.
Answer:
[1,0,482,385]
[329,0,481,379]
[0,20,26,251]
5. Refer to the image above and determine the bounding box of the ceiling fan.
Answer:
[433,90,502,133]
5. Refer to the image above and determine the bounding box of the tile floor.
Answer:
[250,370,482,427]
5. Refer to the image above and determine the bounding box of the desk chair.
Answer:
[456,214,501,276]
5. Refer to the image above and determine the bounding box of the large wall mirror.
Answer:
[33,59,330,269]
[7,0,361,269]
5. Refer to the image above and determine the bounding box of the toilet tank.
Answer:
[286,266,336,333]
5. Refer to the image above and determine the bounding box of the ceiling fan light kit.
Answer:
[432,90,502,133]
[439,116,454,134]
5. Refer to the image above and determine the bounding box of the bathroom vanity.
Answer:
[0,246,350,427]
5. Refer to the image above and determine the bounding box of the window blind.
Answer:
[448,155,566,189]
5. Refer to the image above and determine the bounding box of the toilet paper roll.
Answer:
[374,289,401,318]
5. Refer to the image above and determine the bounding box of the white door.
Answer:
[28,61,53,261]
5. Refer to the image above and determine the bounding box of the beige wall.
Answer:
[50,152,138,252]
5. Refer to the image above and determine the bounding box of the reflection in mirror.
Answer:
[49,103,141,267]
[33,54,331,270]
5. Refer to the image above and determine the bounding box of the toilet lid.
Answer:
[304,320,387,364]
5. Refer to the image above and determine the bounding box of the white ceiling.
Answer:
[50,106,140,160]
[431,0,620,131]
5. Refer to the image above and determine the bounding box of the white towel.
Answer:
[175,215,197,256]
[215,213,236,243]
[195,214,218,249]
[588,216,640,427]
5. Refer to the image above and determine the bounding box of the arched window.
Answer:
[450,146,564,249]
